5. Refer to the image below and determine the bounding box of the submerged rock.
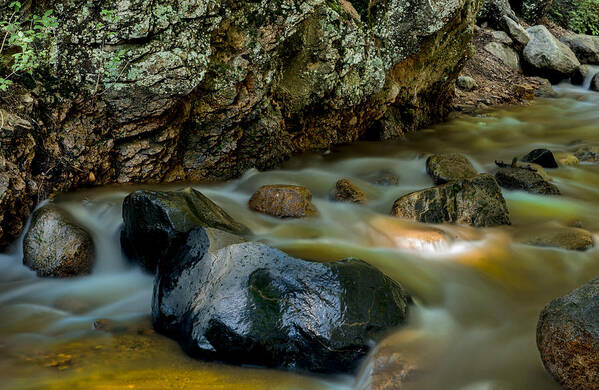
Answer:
[121,187,248,271]
[366,170,400,187]
[391,174,511,227]
[249,185,318,218]
[523,26,580,81]
[333,179,368,205]
[426,153,478,184]
[521,148,559,168]
[494,167,560,195]
[574,146,599,162]
[23,205,94,277]
[553,152,579,166]
[537,278,599,389]
[153,227,410,373]
[561,34,599,65]
[518,225,594,250]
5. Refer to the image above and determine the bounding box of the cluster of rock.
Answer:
[122,188,411,373]
[469,0,599,91]
[0,0,484,249]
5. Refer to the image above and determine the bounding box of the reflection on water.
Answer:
[1,82,599,390]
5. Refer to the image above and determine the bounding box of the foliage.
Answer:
[549,0,599,36]
[0,1,58,91]
[94,8,128,91]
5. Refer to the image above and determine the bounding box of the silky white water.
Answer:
[1,80,599,390]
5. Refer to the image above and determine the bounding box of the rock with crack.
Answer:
[121,187,248,271]
[153,227,411,373]
[391,174,511,227]
[494,167,560,195]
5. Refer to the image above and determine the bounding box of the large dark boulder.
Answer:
[391,174,511,227]
[153,227,410,373]
[23,205,95,277]
[494,167,560,194]
[121,187,248,271]
[537,278,599,389]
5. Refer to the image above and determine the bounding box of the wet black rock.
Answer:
[153,227,410,373]
[571,65,590,86]
[121,187,249,271]
[391,174,511,227]
[537,278,599,389]
[521,149,558,168]
[494,167,560,195]
[23,205,95,277]
[591,73,599,92]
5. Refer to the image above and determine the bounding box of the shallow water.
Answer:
[1,79,599,389]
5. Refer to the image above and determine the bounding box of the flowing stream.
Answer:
[1,75,599,390]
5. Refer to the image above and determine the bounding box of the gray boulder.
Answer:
[494,167,560,195]
[121,187,249,271]
[537,278,599,389]
[561,34,599,64]
[485,42,522,72]
[523,26,581,81]
[153,227,411,373]
[391,174,511,227]
[426,153,478,184]
[23,205,95,277]
[503,16,530,46]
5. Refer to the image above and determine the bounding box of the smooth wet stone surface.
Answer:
[494,167,560,195]
[333,178,368,204]
[23,205,95,277]
[426,153,478,184]
[391,174,510,227]
[553,152,579,166]
[518,225,594,251]
[249,185,318,218]
[537,278,599,389]
[153,227,410,373]
[121,187,248,271]
[521,148,558,168]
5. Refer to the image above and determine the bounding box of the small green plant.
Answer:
[549,0,599,36]
[0,1,58,91]
[93,8,128,93]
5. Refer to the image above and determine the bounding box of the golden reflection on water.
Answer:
[1,87,599,389]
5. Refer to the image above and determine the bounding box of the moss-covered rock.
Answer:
[23,205,95,277]
[249,185,318,218]
[391,174,511,227]
[0,0,483,248]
